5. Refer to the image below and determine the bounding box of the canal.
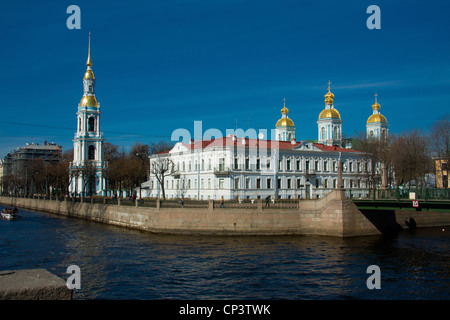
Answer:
[1,207,448,300]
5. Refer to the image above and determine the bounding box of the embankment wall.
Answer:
[1,192,449,237]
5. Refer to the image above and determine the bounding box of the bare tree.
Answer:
[429,115,450,188]
[390,129,432,190]
[150,157,175,200]
[351,132,392,189]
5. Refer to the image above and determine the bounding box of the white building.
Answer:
[69,34,107,196]
[142,84,372,200]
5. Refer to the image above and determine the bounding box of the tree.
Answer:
[429,115,450,188]
[150,157,175,200]
[352,132,392,189]
[150,140,174,154]
[130,143,150,198]
[390,129,432,190]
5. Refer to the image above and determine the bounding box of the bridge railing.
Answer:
[328,188,450,201]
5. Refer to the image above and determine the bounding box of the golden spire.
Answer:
[86,32,92,67]
[324,80,334,105]
[281,97,289,114]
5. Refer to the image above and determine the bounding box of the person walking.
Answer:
[220,196,225,208]
[265,195,270,207]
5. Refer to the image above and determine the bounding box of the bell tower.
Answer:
[69,33,107,196]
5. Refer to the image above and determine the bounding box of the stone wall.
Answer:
[1,193,449,237]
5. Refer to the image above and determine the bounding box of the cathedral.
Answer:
[69,34,107,196]
[141,83,389,200]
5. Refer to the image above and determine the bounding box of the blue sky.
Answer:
[1,0,449,157]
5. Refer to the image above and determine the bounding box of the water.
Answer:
[1,207,449,300]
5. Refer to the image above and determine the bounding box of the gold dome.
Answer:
[367,114,387,124]
[281,106,289,114]
[84,69,95,80]
[319,108,341,120]
[276,118,295,127]
[80,95,99,108]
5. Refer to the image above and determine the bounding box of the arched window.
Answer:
[78,118,81,132]
[88,117,95,132]
[88,145,95,160]
[321,127,325,140]
[333,127,337,139]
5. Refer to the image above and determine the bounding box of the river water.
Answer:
[0,207,448,300]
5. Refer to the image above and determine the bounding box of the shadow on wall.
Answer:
[359,209,404,235]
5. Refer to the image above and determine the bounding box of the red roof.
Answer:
[155,137,358,154]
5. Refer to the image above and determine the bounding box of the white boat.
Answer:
[1,208,19,220]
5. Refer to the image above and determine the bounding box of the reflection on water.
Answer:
[0,207,448,300]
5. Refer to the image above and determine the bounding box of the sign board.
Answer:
[412,200,419,208]
[409,192,416,200]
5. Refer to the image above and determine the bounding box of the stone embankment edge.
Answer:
[1,192,449,237]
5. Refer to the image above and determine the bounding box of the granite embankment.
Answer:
[1,192,449,237]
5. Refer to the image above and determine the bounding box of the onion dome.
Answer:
[276,98,295,127]
[324,80,334,105]
[367,93,388,124]
[319,108,341,120]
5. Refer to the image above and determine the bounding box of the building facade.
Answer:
[69,34,107,196]
[142,137,370,200]
[2,142,62,195]
[435,159,449,188]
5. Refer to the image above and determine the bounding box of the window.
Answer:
[234,157,239,170]
[286,159,291,170]
[349,161,353,172]
[201,160,205,171]
[324,161,328,171]
[324,179,328,188]
[315,179,319,188]
[245,178,250,189]
[296,159,301,171]
[234,178,239,189]
[315,160,319,171]
[88,145,95,160]
[256,158,261,170]
[88,117,95,132]
[277,178,281,189]
[208,179,211,189]
[287,178,291,189]
[266,159,271,170]
[297,178,301,189]
[219,179,224,189]
[245,157,250,170]
[256,178,261,189]
[267,178,271,189]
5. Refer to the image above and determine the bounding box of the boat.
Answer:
[1,208,19,220]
